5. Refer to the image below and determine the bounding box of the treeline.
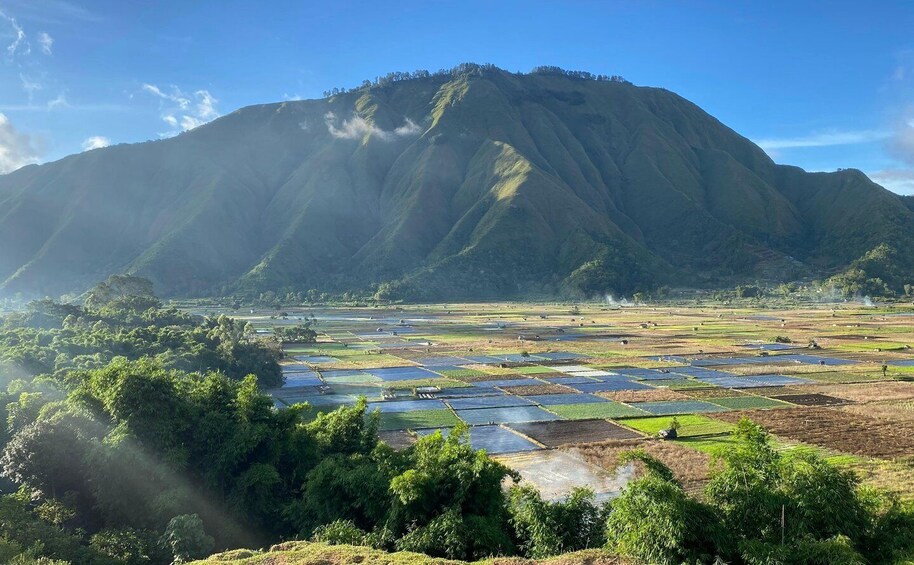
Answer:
[321,63,629,97]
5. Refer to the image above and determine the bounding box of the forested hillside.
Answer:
[2,65,913,301]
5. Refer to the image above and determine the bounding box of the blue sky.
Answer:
[2,0,914,194]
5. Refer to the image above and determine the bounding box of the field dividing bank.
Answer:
[242,302,914,499]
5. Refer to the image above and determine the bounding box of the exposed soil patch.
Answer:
[715,407,914,459]
[840,401,914,423]
[598,388,691,402]
[683,387,749,399]
[501,383,577,395]
[771,393,850,407]
[789,382,914,403]
[509,419,642,446]
[569,438,714,495]
[378,430,416,449]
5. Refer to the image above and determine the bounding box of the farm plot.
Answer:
[622,414,735,437]
[840,401,914,423]
[629,400,727,415]
[456,406,561,425]
[366,399,446,413]
[498,383,576,395]
[417,425,540,454]
[545,401,648,420]
[598,388,691,402]
[769,393,849,407]
[570,379,653,393]
[523,393,607,406]
[496,450,633,501]
[378,430,416,449]
[714,407,914,459]
[445,395,534,410]
[510,419,643,446]
[787,381,914,403]
[569,438,713,495]
[367,366,440,381]
[707,395,792,410]
[378,409,461,431]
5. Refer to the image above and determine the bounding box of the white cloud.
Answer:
[81,135,110,151]
[0,112,43,174]
[19,73,41,100]
[754,129,890,151]
[142,83,220,135]
[324,112,423,141]
[37,31,52,55]
[46,92,68,109]
[0,8,27,58]
[869,169,914,196]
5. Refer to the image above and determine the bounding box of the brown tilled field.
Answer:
[501,383,577,395]
[715,407,914,459]
[598,388,691,402]
[509,419,643,446]
[569,438,715,495]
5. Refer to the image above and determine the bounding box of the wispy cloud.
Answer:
[754,129,890,151]
[19,73,41,101]
[36,31,52,55]
[142,83,220,135]
[0,112,43,174]
[1,0,100,25]
[1,8,28,58]
[81,135,110,151]
[869,169,914,196]
[324,112,422,141]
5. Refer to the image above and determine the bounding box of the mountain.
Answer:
[2,64,913,300]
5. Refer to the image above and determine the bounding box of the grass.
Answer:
[545,402,648,420]
[621,414,735,437]
[382,378,470,390]
[677,436,738,455]
[378,409,460,431]
[708,396,792,410]
[192,542,633,564]
[514,365,560,375]
[436,368,488,379]
[647,378,715,390]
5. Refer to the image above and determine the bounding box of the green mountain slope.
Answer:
[1,65,912,299]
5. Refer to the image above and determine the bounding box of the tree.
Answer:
[158,514,213,564]
[604,450,721,564]
[508,486,606,558]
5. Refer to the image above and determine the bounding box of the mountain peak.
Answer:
[1,69,911,299]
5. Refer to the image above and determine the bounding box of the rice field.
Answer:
[224,301,914,498]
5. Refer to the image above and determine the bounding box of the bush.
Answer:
[311,520,369,546]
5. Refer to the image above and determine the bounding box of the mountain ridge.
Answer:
[1,65,912,299]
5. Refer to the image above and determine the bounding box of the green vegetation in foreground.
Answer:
[191,543,630,564]
[3,286,914,565]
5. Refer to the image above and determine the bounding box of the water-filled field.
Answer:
[220,302,914,500]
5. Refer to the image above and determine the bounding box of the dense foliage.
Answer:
[1,279,913,564]
[605,421,914,564]
[0,277,282,386]
[829,244,914,297]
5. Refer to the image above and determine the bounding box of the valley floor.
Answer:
[188,300,914,501]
